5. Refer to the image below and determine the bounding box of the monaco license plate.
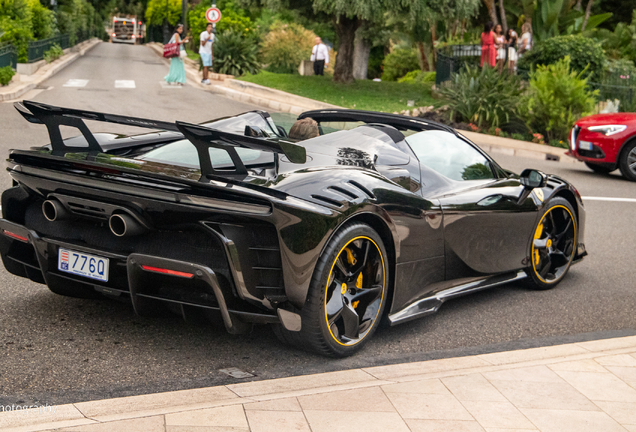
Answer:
[58,248,109,282]
[579,140,593,150]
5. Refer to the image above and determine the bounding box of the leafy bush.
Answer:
[397,70,436,84]
[439,65,525,129]
[0,65,16,86]
[188,0,255,51]
[0,0,55,62]
[261,22,315,74]
[213,30,260,76]
[381,48,419,81]
[43,44,63,63]
[518,35,606,82]
[523,57,598,142]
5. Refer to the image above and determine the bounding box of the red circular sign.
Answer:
[206,7,222,23]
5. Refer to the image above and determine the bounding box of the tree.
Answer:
[145,0,182,26]
[581,0,594,31]
[482,0,499,25]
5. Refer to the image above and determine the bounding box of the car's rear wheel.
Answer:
[526,197,577,290]
[584,162,615,174]
[274,222,388,357]
[618,140,636,182]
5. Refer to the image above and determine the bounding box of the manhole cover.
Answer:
[219,367,255,379]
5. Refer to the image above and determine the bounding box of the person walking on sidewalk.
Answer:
[165,24,189,86]
[310,37,329,76]
[200,23,215,85]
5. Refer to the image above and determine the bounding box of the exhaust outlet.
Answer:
[109,214,146,237]
[42,200,68,222]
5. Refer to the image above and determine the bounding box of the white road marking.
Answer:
[115,80,136,89]
[582,196,636,203]
[63,79,88,88]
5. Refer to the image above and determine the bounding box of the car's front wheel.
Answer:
[526,197,577,290]
[618,140,636,182]
[274,222,389,357]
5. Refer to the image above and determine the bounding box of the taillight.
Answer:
[112,33,116,37]
[141,265,194,279]
[2,230,28,243]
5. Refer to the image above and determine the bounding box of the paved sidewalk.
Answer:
[3,336,636,431]
[0,39,101,102]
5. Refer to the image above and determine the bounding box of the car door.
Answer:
[406,130,540,279]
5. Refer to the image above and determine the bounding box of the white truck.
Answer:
[111,17,145,44]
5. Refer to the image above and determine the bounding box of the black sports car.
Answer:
[0,101,586,357]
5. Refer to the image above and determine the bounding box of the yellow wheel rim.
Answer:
[531,205,577,284]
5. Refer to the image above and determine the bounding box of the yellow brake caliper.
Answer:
[534,223,543,266]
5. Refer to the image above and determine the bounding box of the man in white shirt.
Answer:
[200,23,215,85]
[310,37,329,76]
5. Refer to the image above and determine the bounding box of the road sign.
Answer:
[206,7,222,23]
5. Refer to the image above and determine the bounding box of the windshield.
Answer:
[138,139,271,169]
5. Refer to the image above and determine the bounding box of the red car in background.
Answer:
[568,112,636,181]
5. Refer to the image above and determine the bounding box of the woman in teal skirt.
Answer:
[165,24,189,85]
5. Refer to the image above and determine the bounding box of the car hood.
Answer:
[576,113,636,127]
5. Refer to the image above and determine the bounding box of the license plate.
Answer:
[579,140,593,150]
[58,248,109,282]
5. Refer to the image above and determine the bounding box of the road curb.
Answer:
[0,38,101,102]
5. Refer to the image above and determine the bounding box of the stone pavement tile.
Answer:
[56,416,166,431]
[363,356,491,380]
[576,336,636,352]
[385,392,473,420]
[489,380,600,411]
[441,374,507,402]
[0,404,88,430]
[297,386,395,412]
[165,427,248,432]
[406,419,486,431]
[594,401,636,425]
[227,369,375,397]
[477,344,589,366]
[74,386,239,419]
[520,408,627,432]
[381,378,450,395]
[303,410,410,432]
[548,359,608,373]
[245,410,310,432]
[554,370,636,402]
[243,397,301,412]
[483,429,538,432]
[605,366,636,385]
[595,354,636,367]
[482,366,563,383]
[165,405,248,428]
[461,401,534,429]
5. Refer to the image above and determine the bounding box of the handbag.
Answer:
[179,49,187,59]
[163,42,180,58]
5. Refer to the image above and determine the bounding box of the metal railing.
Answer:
[27,35,70,63]
[0,43,17,69]
[435,45,481,85]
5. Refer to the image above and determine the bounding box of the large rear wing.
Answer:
[14,100,306,180]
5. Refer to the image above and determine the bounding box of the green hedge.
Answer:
[518,35,606,82]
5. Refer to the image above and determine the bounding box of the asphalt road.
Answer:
[1,42,635,406]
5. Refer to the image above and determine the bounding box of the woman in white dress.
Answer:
[506,28,518,72]
[494,24,506,72]
[518,22,533,58]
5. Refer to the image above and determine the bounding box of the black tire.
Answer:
[526,197,577,290]
[274,222,389,357]
[584,162,615,174]
[618,140,636,182]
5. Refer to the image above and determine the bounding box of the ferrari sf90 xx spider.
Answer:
[0,101,586,357]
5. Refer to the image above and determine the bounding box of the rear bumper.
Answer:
[0,218,280,332]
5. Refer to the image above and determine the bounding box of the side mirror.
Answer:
[519,169,547,189]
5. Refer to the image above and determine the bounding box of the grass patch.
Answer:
[237,71,435,113]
